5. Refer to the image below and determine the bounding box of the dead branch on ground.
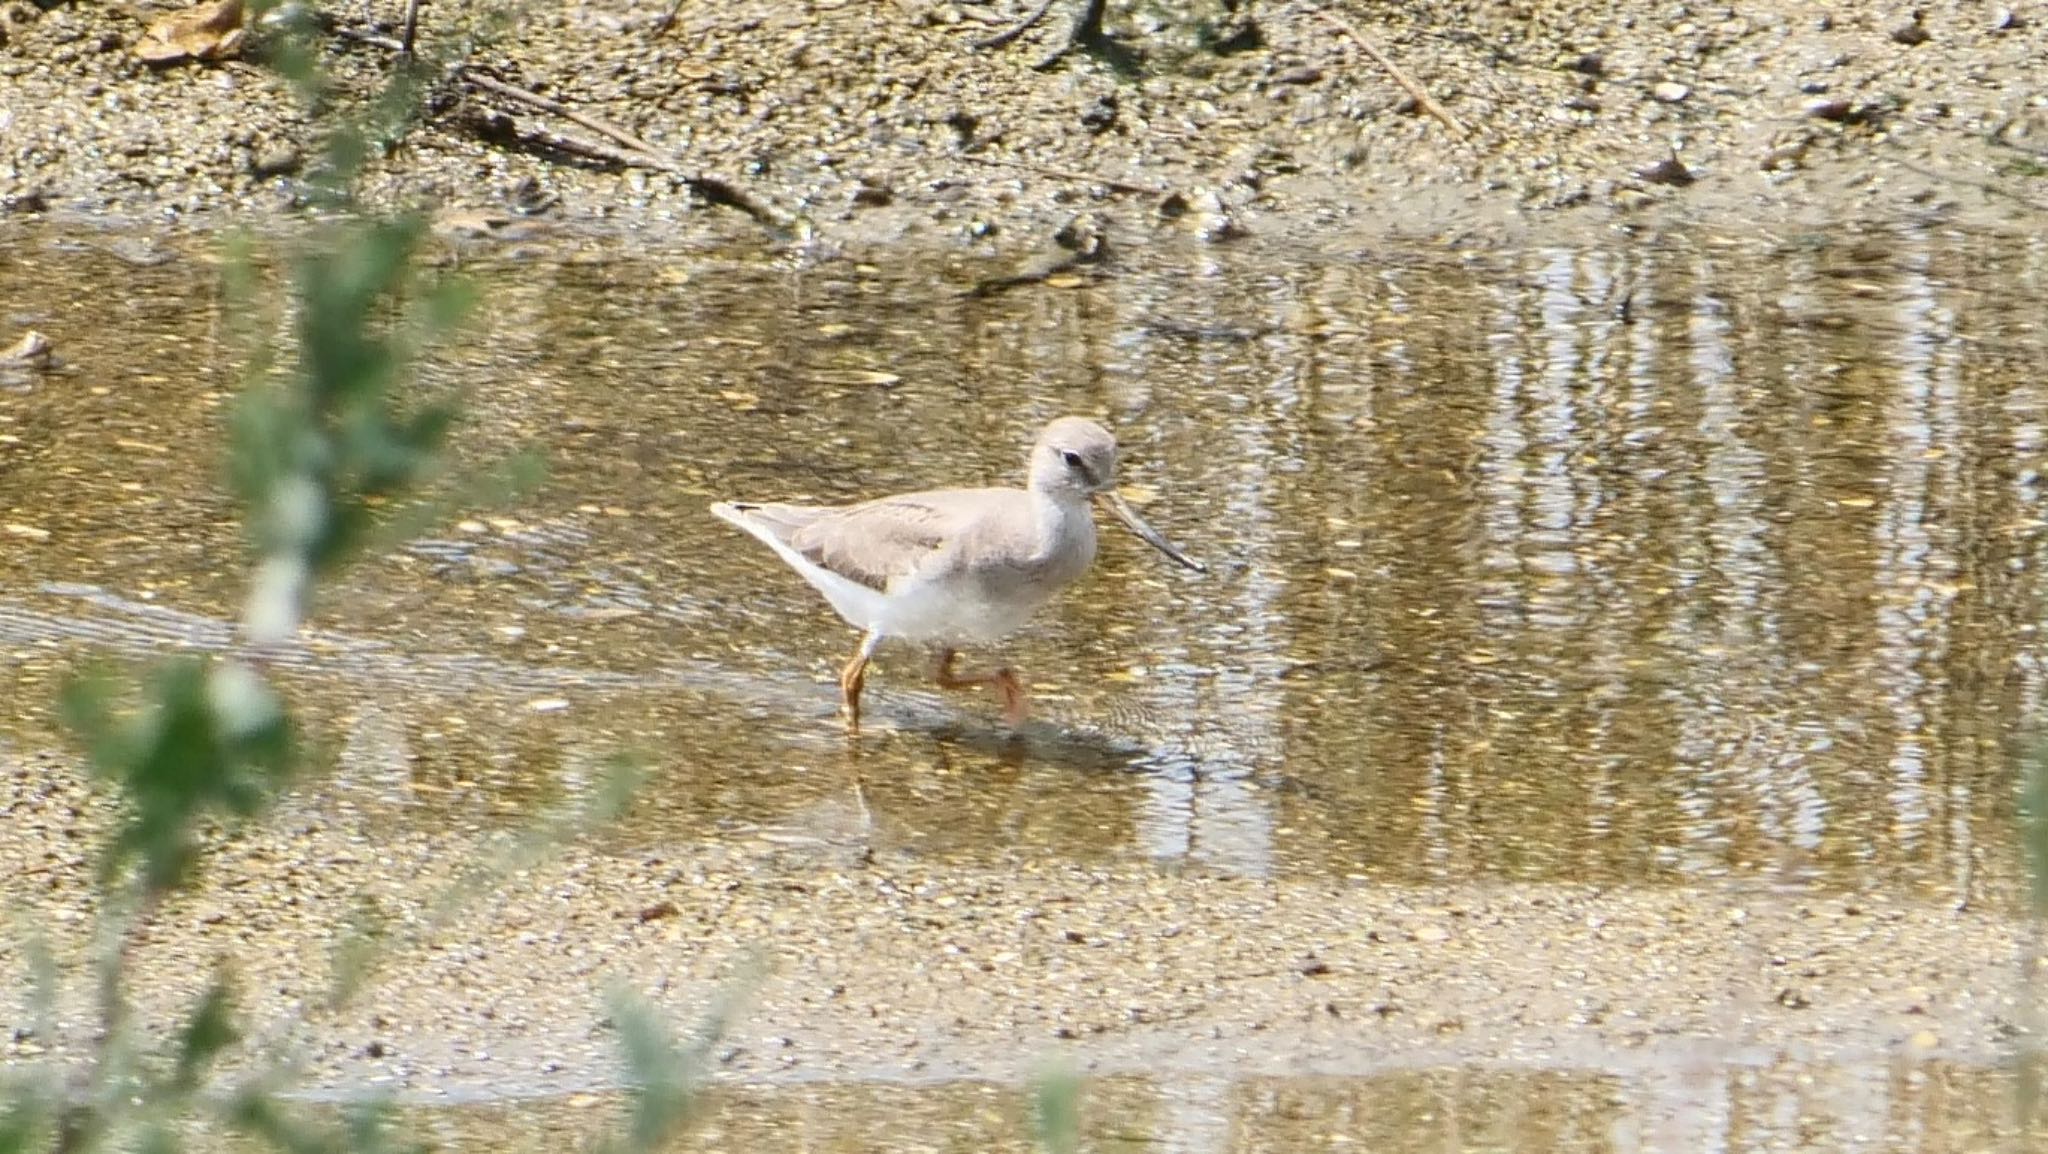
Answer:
[460,70,781,224]
[974,0,1133,72]
[651,0,684,35]
[1313,6,1468,139]
[972,0,1057,50]
[331,25,784,228]
[399,0,421,54]
[1893,156,2048,215]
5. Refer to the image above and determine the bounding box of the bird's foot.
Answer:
[935,649,1029,725]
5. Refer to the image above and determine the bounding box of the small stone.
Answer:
[1612,186,1656,210]
[1636,155,1694,186]
[1081,94,1118,134]
[1652,81,1691,103]
[1205,14,1262,53]
[1806,98,1854,122]
[506,175,555,215]
[849,178,891,207]
[1052,213,1104,256]
[636,900,679,923]
[250,144,299,177]
[1891,17,1930,45]
[1192,190,1245,242]
[1992,6,2023,30]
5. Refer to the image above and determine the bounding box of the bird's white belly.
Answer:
[874,575,1049,645]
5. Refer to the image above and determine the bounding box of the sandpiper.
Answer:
[712,416,1203,728]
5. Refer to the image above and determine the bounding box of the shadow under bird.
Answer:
[711,416,1206,729]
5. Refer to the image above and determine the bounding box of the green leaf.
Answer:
[172,970,239,1092]
[61,658,293,895]
[228,1081,339,1154]
[416,276,478,336]
[605,990,695,1154]
[326,897,389,1011]
[0,1089,49,1154]
[16,930,57,1045]
[339,1100,424,1154]
[1032,1066,1081,1154]
[600,952,759,1154]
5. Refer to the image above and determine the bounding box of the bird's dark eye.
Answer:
[1060,450,1084,470]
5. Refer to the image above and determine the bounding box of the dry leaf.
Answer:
[136,0,246,65]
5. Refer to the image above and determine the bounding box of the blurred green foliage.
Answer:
[60,660,291,895]
[4,6,716,1154]
[2025,748,2048,913]
[1032,1066,1081,1154]
[230,213,470,644]
[2021,750,2048,1130]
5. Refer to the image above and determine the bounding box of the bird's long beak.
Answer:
[1101,490,1206,573]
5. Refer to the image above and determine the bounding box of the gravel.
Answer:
[0,0,2043,250]
[0,750,2029,1098]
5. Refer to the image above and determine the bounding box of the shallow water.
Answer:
[3,220,2045,1148]
[277,1058,2019,1152]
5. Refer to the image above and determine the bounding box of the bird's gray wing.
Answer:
[787,493,970,593]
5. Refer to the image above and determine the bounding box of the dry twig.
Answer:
[460,72,665,161]
[459,72,782,225]
[399,0,422,54]
[1892,156,2048,215]
[462,108,638,172]
[331,26,784,227]
[972,0,1057,50]
[1313,6,1467,139]
[651,0,684,36]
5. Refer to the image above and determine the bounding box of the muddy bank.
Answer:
[2,1,2047,249]
[0,748,2028,1101]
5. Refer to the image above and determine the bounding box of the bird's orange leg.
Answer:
[992,668,1027,725]
[840,630,881,731]
[933,649,1030,725]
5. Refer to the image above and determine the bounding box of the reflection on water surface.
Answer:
[6,224,2040,894]
[2,221,2043,1148]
